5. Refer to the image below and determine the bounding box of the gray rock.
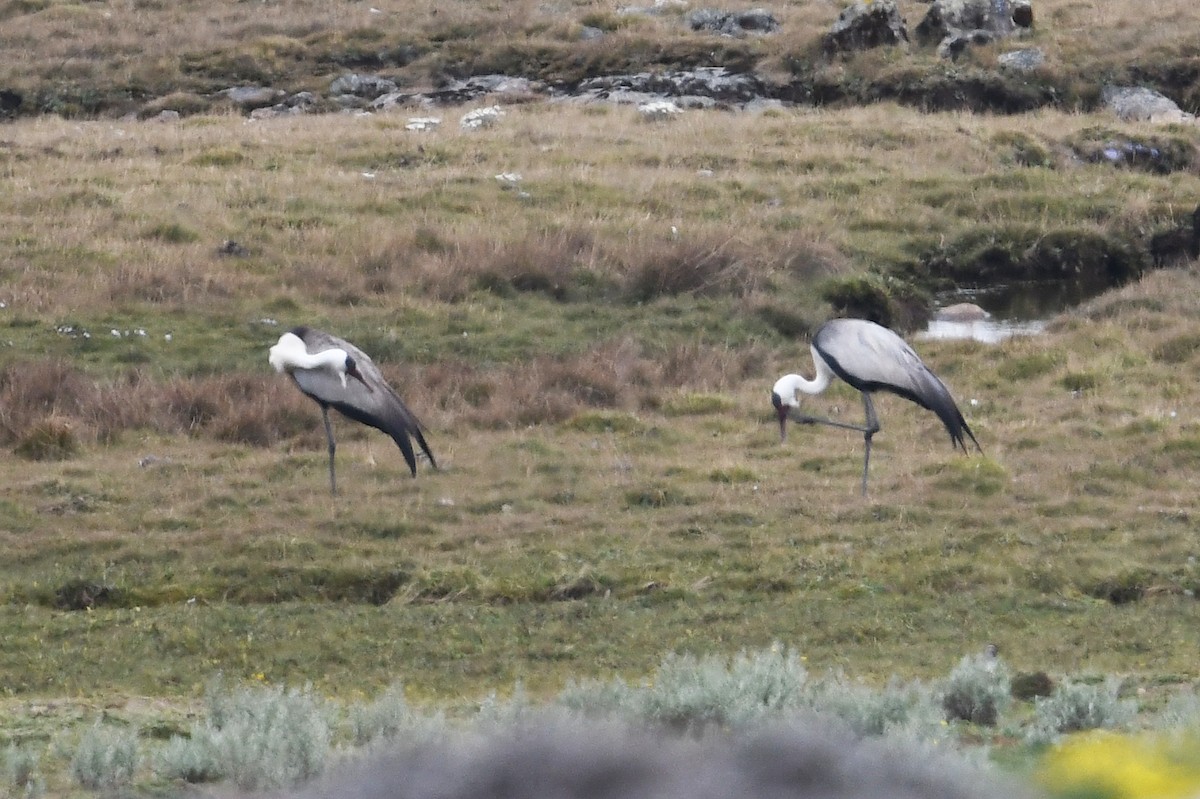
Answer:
[687,8,780,36]
[1101,85,1194,124]
[218,86,285,109]
[823,0,909,54]
[369,91,424,112]
[329,73,399,99]
[997,47,1045,71]
[915,0,1033,57]
[937,29,995,59]
[286,91,319,109]
[576,67,767,106]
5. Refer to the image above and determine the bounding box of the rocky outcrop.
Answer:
[218,86,286,110]
[822,0,909,54]
[571,67,769,108]
[914,0,1034,59]
[686,8,780,36]
[1102,85,1196,124]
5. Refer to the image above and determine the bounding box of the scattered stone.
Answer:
[934,302,990,322]
[405,116,441,131]
[460,105,505,130]
[997,48,1045,71]
[687,8,780,36]
[823,0,909,55]
[329,73,399,98]
[1101,85,1196,124]
[217,239,250,258]
[638,99,684,120]
[246,92,319,120]
[153,110,180,123]
[218,86,286,109]
[574,67,767,108]
[937,29,995,59]
[287,92,318,110]
[579,25,606,40]
[915,0,1033,58]
[495,172,523,187]
[138,455,173,468]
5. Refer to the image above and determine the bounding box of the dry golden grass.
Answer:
[0,104,1194,317]
[2,3,1200,795]
[4,0,1200,119]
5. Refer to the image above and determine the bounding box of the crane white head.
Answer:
[269,331,370,390]
[771,374,806,443]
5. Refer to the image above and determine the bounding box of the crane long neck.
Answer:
[785,352,835,397]
[269,333,348,376]
[296,348,347,372]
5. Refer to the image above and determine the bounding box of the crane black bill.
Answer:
[346,361,373,392]
[771,391,789,442]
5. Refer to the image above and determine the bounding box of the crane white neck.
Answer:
[269,332,351,386]
[772,368,832,404]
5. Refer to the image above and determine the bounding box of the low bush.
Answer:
[1025,678,1138,745]
[70,722,140,791]
[940,649,1012,726]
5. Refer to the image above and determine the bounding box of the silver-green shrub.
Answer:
[156,733,226,784]
[159,679,331,791]
[557,674,635,718]
[1154,689,1200,730]
[940,652,1012,726]
[347,683,420,748]
[343,676,451,748]
[4,744,44,799]
[806,673,942,740]
[557,644,809,732]
[69,721,140,790]
[1024,677,1138,745]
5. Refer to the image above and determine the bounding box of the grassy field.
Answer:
[1,8,1200,792]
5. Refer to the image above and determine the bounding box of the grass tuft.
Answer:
[13,417,79,461]
[69,722,140,791]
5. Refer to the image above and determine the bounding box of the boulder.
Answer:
[329,73,399,99]
[823,0,909,55]
[574,67,767,107]
[687,8,780,36]
[218,86,285,109]
[934,302,990,322]
[997,48,1045,71]
[914,0,1034,57]
[1101,85,1196,124]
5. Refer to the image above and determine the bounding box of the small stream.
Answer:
[920,278,1109,343]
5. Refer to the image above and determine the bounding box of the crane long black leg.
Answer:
[321,405,338,496]
[860,393,881,497]
[787,412,872,434]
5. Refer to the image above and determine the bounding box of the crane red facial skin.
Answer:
[269,327,437,493]
[344,357,372,392]
[771,391,789,442]
[771,318,980,495]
